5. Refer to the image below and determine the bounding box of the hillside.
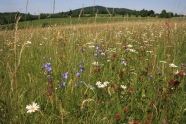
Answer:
[0,5,177,26]
[71,5,133,15]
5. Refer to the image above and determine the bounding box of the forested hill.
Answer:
[0,5,177,25]
[72,5,133,15]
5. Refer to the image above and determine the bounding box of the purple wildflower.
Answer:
[150,75,153,79]
[75,81,83,87]
[62,72,68,79]
[43,63,50,68]
[95,46,99,50]
[79,65,85,72]
[76,72,81,77]
[75,83,79,87]
[94,53,98,57]
[82,47,86,52]
[99,50,103,54]
[61,82,66,87]
[43,63,52,72]
[121,61,127,66]
[79,81,83,84]
[47,75,51,79]
[47,67,52,72]
[181,63,185,66]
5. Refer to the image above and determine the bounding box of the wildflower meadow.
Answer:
[1,18,186,123]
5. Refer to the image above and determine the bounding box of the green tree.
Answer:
[140,9,148,17]
[68,10,72,17]
[121,10,125,17]
[168,12,173,18]
[148,10,155,17]
[159,10,169,18]
[3,16,8,24]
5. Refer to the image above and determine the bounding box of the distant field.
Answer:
[13,16,185,29]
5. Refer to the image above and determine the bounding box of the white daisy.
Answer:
[174,70,179,75]
[92,61,99,66]
[26,102,40,113]
[120,85,127,90]
[103,81,109,86]
[26,41,32,44]
[101,52,105,56]
[96,81,102,86]
[127,44,133,48]
[169,63,178,68]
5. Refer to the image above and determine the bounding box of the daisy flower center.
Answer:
[30,107,36,110]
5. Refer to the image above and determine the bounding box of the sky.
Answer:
[0,0,186,15]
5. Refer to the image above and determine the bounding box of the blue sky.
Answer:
[0,0,186,15]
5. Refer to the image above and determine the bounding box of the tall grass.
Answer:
[1,18,186,123]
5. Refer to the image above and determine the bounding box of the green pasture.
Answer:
[12,16,185,29]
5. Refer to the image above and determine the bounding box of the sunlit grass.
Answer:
[1,19,186,123]
[10,16,184,29]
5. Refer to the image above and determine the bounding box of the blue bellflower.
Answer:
[43,63,52,72]
[76,72,81,77]
[61,82,66,87]
[62,72,68,79]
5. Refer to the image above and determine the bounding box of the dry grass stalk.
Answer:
[12,13,21,92]
[17,43,26,67]
[80,98,95,110]
[105,7,111,18]
[6,63,14,92]
[59,101,64,124]
[26,0,29,13]
[94,9,98,23]
[78,4,84,23]
[38,6,40,20]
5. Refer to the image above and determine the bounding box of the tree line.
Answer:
[0,6,182,25]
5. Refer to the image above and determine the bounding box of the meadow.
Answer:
[1,17,186,123]
[10,16,183,29]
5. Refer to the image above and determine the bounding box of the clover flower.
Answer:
[115,113,121,120]
[26,102,40,113]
